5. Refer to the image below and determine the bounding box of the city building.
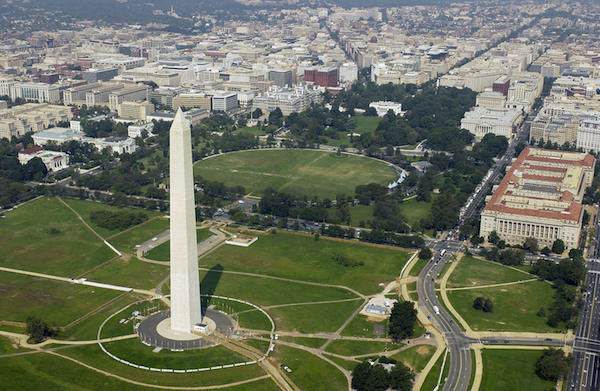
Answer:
[576,114,600,153]
[172,92,212,111]
[339,63,358,83]
[18,146,69,172]
[252,84,323,116]
[82,67,119,83]
[480,148,595,251]
[268,69,293,88]
[108,85,150,111]
[207,91,238,112]
[461,107,521,140]
[476,91,507,109]
[10,82,60,103]
[31,127,84,146]
[368,101,404,117]
[83,136,137,154]
[529,113,579,146]
[493,75,511,96]
[304,67,338,88]
[128,122,154,138]
[117,101,155,121]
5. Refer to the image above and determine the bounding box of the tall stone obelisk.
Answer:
[169,108,202,333]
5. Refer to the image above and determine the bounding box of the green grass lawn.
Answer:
[340,315,387,338]
[348,204,374,226]
[108,218,169,252]
[233,126,268,136]
[0,271,123,326]
[409,258,429,278]
[271,345,347,391]
[102,338,248,369]
[269,300,361,333]
[278,337,328,349]
[447,281,562,332]
[389,344,435,373]
[55,293,147,341]
[194,149,397,199]
[399,197,433,228]
[200,232,411,295]
[198,270,358,307]
[60,198,165,239]
[0,350,280,391]
[146,228,215,261]
[57,344,267,388]
[327,355,360,371]
[421,351,450,391]
[324,340,395,356]
[0,197,116,277]
[0,335,28,354]
[480,350,556,391]
[447,257,533,288]
[84,257,168,292]
[354,116,381,134]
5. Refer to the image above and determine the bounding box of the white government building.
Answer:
[480,148,595,251]
[461,107,521,140]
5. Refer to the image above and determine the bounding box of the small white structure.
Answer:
[128,122,155,138]
[193,323,208,333]
[369,101,404,117]
[366,304,388,315]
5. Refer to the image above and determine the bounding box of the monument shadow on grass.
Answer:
[200,263,223,316]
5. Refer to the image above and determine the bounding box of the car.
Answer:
[545,338,552,341]
[152,237,158,241]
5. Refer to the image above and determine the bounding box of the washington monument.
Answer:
[169,108,202,333]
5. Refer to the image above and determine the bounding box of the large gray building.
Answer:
[82,67,119,83]
[269,69,293,88]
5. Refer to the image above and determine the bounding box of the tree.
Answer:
[535,348,572,381]
[541,246,551,256]
[351,360,371,391]
[473,296,485,310]
[26,315,53,343]
[389,364,415,391]
[483,298,494,313]
[488,230,499,245]
[418,247,432,260]
[523,237,539,253]
[388,301,418,340]
[552,239,565,254]
[252,108,263,119]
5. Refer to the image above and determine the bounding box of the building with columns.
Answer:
[480,148,595,251]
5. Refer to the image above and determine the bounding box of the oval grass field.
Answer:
[194,149,398,199]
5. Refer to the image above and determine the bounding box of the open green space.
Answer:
[84,257,168,292]
[233,126,268,136]
[324,340,395,356]
[353,116,381,134]
[243,338,271,353]
[340,315,387,338]
[447,281,561,332]
[269,300,361,333]
[390,344,436,373]
[480,349,556,391]
[278,336,327,349]
[194,149,397,199]
[102,338,248,369]
[421,352,450,391]
[205,298,273,331]
[108,218,169,252]
[409,258,428,278]
[272,345,346,391]
[0,197,115,277]
[0,350,280,391]
[199,269,358,307]
[0,335,28,355]
[57,344,268,388]
[348,204,374,226]
[0,271,122,326]
[327,355,360,371]
[200,232,411,295]
[400,197,433,228]
[146,228,215,261]
[60,198,165,239]
[447,257,533,288]
[55,293,147,341]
